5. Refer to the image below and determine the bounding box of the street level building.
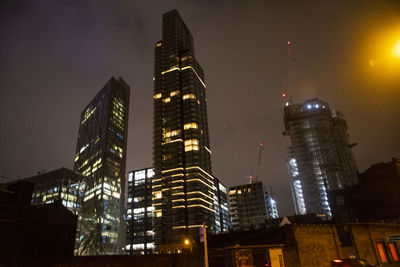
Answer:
[126,168,155,255]
[283,99,358,216]
[229,182,278,231]
[153,10,229,249]
[73,77,130,255]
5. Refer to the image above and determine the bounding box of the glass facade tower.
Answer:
[283,98,358,216]
[73,77,130,255]
[153,10,228,249]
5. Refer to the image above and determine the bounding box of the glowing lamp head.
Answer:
[184,239,190,245]
[332,260,343,263]
[282,93,286,97]
[393,40,400,58]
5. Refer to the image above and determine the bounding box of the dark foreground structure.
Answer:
[2,216,399,266]
[0,254,203,267]
[24,167,84,214]
[208,223,400,267]
[0,181,77,264]
[329,158,400,223]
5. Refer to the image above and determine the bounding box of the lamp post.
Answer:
[201,224,209,267]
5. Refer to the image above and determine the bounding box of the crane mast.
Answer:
[282,41,295,106]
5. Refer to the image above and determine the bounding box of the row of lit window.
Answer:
[81,106,97,125]
[154,93,196,101]
[163,129,180,138]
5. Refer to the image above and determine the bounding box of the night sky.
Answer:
[1,0,399,216]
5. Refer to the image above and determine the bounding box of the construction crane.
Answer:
[282,41,295,106]
[249,142,265,184]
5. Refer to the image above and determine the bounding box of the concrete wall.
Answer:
[292,223,400,267]
[294,225,340,267]
[350,224,400,266]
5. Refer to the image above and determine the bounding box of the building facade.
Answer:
[73,77,130,255]
[229,182,278,231]
[283,98,358,216]
[153,10,228,248]
[24,167,84,215]
[126,168,155,254]
[213,179,231,233]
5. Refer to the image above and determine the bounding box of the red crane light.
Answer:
[260,142,264,147]
[287,41,291,45]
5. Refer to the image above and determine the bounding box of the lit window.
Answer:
[377,242,389,263]
[154,191,162,199]
[184,139,199,146]
[170,90,179,97]
[163,129,180,138]
[182,94,196,100]
[80,144,89,153]
[81,107,97,124]
[389,242,399,262]
[163,97,171,103]
[184,139,199,152]
[156,211,162,217]
[147,168,155,178]
[154,93,162,99]
[134,208,145,214]
[184,123,198,130]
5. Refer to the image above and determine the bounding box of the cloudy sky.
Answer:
[1,0,399,215]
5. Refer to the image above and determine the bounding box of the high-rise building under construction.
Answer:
[283,98,358,216]
[153,10,229,249]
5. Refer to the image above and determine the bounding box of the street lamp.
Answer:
[392,40,400,58]
[184,238,190,246]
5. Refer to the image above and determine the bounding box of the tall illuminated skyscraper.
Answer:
[283,98,358,216]
[73,77,130,255]
[153,10,229,250]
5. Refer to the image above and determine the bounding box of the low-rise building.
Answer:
[229,182,278,231]
[208,222,400,267]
